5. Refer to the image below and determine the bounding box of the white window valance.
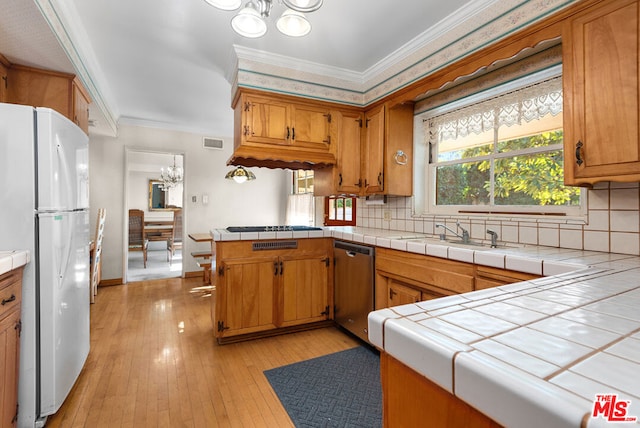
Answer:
[424,76,563,145]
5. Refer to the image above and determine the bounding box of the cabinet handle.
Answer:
[274,261,279,276]
[243,125,251,136]
[356,178,362,188]
[2,294,16,305]
[291,127,295,140]
[377,172,383,187]
[364,179,368,187]
[575,141,584,166]
[338,173,343,186]
[322,135,331,144]
[389,289,397,299]
[279,261,284,275]
[323,113,332,123]
[286,127,290,139]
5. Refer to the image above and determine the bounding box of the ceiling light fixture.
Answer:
[159,155,184,190]
[206,0,322,38]
[225,166,256,183]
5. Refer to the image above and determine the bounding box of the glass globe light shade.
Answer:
[203,0,242,10]
[282,0,323,13]
[276,10,311,37]
[231,2,267,38]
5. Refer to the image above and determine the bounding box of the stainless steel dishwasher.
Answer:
[334,240,375,342]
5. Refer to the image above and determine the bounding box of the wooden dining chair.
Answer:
[90,208,106,303]
[128,209,148,268]
[167,208,182,265]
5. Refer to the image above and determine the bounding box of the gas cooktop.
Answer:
[226,225,323,233]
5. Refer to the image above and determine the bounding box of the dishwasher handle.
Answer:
[346,251,357,257]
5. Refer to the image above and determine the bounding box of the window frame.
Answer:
[414,65,586,219]
[324,196,357,226]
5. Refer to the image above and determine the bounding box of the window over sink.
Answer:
[416,67,584,218]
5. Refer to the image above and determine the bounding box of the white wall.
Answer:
[89,124,289,281]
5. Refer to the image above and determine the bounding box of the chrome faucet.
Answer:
[435,221,470,244]
[486,229,498,248]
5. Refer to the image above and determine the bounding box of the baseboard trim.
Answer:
[185,270,205,279]
[98,278,123,287]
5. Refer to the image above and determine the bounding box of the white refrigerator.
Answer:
[0,102,91,427]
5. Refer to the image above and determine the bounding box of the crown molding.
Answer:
[361,0,500,84]
[35,0,119,135]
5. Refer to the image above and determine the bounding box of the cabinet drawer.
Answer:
[376,248,475,294]
[0,268,23,319]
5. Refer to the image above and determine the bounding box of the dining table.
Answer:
[144,220,173,242]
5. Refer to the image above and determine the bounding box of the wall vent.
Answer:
[252,241,298,251]
[203,137,224,150]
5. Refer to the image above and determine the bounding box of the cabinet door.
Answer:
[217,258,278,337]
[291,104,331,151]
[280,256,330,327]
[244,96,291,146]
[563,0,640,184]
[0,310,20,428]
[388,279,421,307]
[363,105,385,194]
[337,110,363,194]
[0,62,7,103]
[72,80,90,134]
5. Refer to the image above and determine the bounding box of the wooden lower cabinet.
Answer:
[376,247,541,309]
[382,353,500,427]
[375,247,473,309]
[214,239,332,343]
[0,267,23,428]
[475,265,540,290]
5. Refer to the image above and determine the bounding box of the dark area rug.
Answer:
[264,346,382,428]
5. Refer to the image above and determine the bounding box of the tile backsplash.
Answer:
[354,182,640,256]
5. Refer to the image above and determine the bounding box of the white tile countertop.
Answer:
[215,226,640,426]
[0,250,30,276]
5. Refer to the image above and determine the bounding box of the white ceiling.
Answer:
[0,0,497,137]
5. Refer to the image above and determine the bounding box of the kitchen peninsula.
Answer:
[212,226,640,427]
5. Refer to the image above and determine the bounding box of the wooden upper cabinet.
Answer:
[336,110,364,194]
[243,95,290,145]
[362,102,414,196]
[4,64,91,134]
[0,60,8,103]
[363,104,386,194]
[291,103,332,151]
[563,0,640,185]
[231,90,336,169]
[72,79,91,134]
[314,109,363,196]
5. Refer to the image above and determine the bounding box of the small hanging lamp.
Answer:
[225,166,256,183]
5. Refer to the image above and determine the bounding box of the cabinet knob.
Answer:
[575,141,584,166]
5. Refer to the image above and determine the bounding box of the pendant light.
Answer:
[225,166,256,183]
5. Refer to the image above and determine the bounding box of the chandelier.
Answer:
[204,0,323,38]
[159,155,184,190]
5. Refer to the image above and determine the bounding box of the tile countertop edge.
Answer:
[0,250,30,276]
[211,227,592,276]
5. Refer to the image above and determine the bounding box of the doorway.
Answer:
[124,149,185,283]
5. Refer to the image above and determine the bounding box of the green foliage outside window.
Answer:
[436,130,581,206]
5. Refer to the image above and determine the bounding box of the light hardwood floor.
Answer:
[46,277,359,427]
